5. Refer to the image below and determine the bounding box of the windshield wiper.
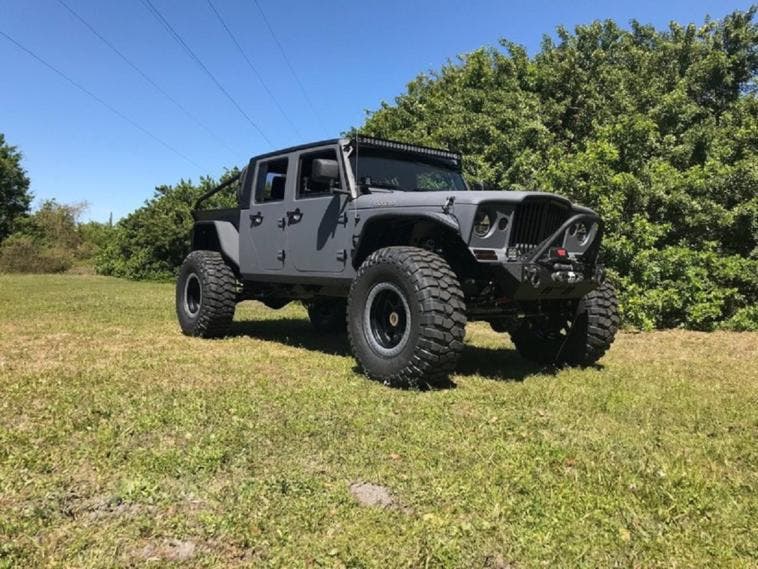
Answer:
[368,182,403,190]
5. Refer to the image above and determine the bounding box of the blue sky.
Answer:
[1,0,750,221]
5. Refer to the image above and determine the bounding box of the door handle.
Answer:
[249,212,263,226]
[287,208,302,224]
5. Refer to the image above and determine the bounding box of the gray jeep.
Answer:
[176,136,619,388]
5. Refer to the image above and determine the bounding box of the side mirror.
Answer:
[311,159,340,184]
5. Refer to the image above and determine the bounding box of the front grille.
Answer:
[510,199,569,253]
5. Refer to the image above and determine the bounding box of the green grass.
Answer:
[0,274,756,568]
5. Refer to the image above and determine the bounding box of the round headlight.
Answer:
[474,211,492,237]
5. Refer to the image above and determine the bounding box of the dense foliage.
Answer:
[358,8,757,330]
[0,200,110,273]
[95,170,239,280]
[0,133,33,242]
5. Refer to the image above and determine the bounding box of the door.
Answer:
[287,147,353,273]
[240,155,290,272]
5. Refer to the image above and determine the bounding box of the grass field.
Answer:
[0,274,756,568]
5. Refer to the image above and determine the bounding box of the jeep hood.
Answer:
[354,190,584,210]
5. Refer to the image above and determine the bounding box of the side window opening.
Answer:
[255,157,288,203]
[298,149,342,199]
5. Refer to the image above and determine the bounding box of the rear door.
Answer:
[239,155,291,273]
[286,146,353,273]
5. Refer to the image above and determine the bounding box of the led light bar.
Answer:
[353,136,461,163]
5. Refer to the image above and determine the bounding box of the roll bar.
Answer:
[193,171,242,211]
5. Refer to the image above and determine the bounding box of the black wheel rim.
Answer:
[184,273,202,316]
[364,282,411,356]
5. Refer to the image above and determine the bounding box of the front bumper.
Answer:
[472,212,605,300]
[500,259,604,300]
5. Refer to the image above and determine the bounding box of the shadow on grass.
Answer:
[228,318,551,383]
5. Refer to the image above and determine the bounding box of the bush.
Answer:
[0,234,73,273]
[0,200,112,274]
[720,306,758,331]
[615,245,758,330]
[95,171,238,280]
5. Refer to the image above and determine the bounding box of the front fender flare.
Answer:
[352,210,463,266]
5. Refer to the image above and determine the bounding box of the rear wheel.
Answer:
[510,282,619,366]
[347,246,466,389]
[176,251,237,338]
[307,299,347,333]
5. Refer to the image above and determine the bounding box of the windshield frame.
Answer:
[343,145,469,195]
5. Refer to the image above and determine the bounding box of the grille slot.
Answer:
[510,199,569,253]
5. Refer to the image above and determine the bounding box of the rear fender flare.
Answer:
[191,221,239,269]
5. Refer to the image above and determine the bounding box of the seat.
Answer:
[270,176,286,201]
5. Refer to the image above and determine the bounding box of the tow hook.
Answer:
[524,265,541,287]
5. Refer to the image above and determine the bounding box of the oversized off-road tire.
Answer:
[176,251,237,338]
[511,281,619,366]
[347,246,467,389]
[307,299,347,333]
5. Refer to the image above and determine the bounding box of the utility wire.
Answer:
[206,0,301,138]
[0,29,204,171]
[56,0,245,159]
[250,0,324,131]
[140,0,273,146]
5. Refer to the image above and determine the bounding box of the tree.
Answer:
[359,8,757,330]
[0,133,32,242]
[0,200,93,273]
[95,170,239,280]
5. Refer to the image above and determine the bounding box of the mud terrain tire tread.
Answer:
[347,246,467,389]
[176,250,237,338]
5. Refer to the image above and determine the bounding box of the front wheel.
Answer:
[510,281,619,366]
[347,247,467,389]
[176,251,237,338]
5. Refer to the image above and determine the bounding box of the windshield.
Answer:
[349,149,467,192]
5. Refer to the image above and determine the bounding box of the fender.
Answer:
[358,210,461,235]
[352,211,463,267]
[192,220,240,268]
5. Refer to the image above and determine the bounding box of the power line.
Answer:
[205,0,301,139]
[0,28,204,171]
[56,0,245,159]
[250,0,324,131]
[140,0,273,146]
